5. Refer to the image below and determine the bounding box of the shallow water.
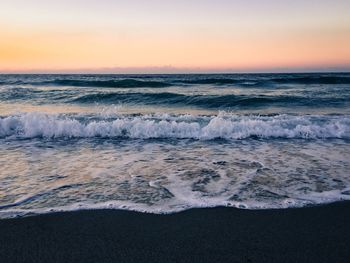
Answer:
[0,73,350,218]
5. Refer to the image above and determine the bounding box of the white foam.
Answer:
[0,112,349,140]
[0,131,349,219]
[1,189,350,219]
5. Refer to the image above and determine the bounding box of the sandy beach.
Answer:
[1,202,350,263]
[2,0,350,262]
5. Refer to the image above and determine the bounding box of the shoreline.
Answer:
[1,198,349,220]
[1,201,350,263]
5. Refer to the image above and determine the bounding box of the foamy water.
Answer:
[1,112,349,139]
[0,74,350,218]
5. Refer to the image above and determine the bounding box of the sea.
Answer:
[0,73,350,218]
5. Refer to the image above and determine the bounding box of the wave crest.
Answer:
[1,113,349,140]
[71,92,348,108]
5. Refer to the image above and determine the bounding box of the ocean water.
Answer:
[0,73,350,218]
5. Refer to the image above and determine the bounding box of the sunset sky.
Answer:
[1,0,350,73]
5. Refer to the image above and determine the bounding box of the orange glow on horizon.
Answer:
[1,0,350,73]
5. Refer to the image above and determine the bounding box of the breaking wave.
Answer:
[1,112,349,140]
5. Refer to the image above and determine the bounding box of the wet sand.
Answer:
[1,202,350,263]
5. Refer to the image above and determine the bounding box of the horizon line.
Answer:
[1,71,350,75]
[1,67,350,75]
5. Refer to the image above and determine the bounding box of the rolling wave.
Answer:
[39,79,173,88]
[1,87,348,109]
[180,78,242,85]
[71,92,347,108]
[1,74,350,88]
[0,78,173,88]
[38,76,350,87]
[269,76,350,85]
[1,112,349,139]
[181,75,350,86]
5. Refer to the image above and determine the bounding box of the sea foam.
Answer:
[0,112,349,140]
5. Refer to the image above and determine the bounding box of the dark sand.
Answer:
[1,202,350,263]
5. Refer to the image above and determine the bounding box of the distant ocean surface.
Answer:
[0,73,350,218]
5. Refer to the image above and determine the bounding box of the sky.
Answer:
[1,0,350,73]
